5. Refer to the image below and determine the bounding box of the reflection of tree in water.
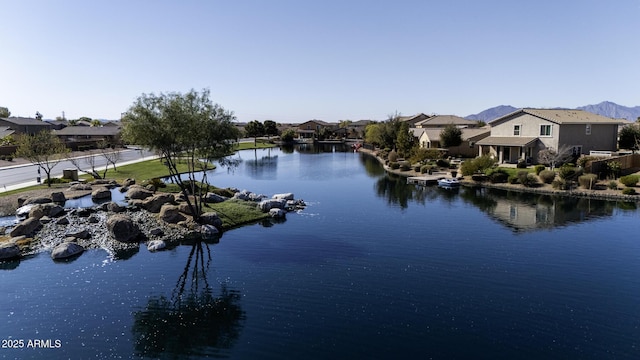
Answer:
[132,241,244,358]
[359,154,385,177]
[375,174,432,209]
[245,148,278,179]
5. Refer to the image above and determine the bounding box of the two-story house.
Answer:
[296,120,336,139]
[476,109,625,164]
[0,117,52,136]
[410,115,490,157]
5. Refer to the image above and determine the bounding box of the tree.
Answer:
[339,120,352,128]
[618,124,640,153]
[263,120,278,140]
[0,106,10,118]
[280,128,296,142]
[537,145,573,169]
[244,120,265,145]
[77,116,92,123]
[35,112,43,120]
[440,123,463,148]
[14,130,69,187]
[121,89,240,220]
[395,121,415,158]
[90,119,102,127]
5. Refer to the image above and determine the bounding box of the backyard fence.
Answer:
[587,153,640,177]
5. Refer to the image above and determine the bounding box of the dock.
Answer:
[407,174,447,186]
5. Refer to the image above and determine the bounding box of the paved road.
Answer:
[0,148,155,192]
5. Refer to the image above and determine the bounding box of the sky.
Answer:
[1,0,639,123]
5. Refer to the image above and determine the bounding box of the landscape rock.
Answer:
[159,204,186,224]
[51,192,66,203]
[204,192,228,203]
[126,186,154,200]
[23,197,52,205]
[69,184,92,191]
[147,240,166,251]
[29,203,64,220]
[9,218,42,237]
[66,229,91,239]
[200,212,222,227]
[75,208,93,217]
[272,193,294,200]
[56,217,70,225]
[150,228,164,237]
[51,242,84,260]
[258,199,286,212]
[15,204,35,218]
[106,214,140,243]
[142,193,175,213]
[40,216,52,224]
[0,243,20,260]
[99,201,126,213]
[177,202,193,215]
[269,208,286,218]
[91,188,112,201]
[201,224,219,240]
[122,178,136,188]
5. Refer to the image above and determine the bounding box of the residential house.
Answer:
[410,115,489,157]
[0,127,15,140]
[476,109,625,164]
[414,115,479,129]
[54,126,122,150]
[296,120,336,139]
[398,113,431,127]
[0,117,52,136]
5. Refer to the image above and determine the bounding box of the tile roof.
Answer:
[476,137,539,146]
[492,108,626,125]
[1,117,52,126]
[54,126,121,136]
[415,115,477,127]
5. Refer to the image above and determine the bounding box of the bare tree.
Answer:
[98,141,122,174]
[537,145,574,169]
[68,154,102,179]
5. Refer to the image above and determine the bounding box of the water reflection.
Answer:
[132,241,244,358]
[244,148,278,180]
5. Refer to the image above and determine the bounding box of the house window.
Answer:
[540,124,552,136]
[513,125,521,136]
[585,124,591,135]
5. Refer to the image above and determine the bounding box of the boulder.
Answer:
[257,199,286,212]
[75,208,93,217]
[91,188,112,201]
[201,224,219,240]
[233,190,253,201]
[142,193,175,213]
[69,183,93,191]
[272,193,294,200]
[51,242,84,260]
[204,192,228,203]
[29,203,64,220]
[149,228,164,237]
[9,218,42,237]
[66,229,91,239]
[122,178,136,188]
[106,215,140,243]
[56,217,70,225]
[147,240,166,252]
[51,191,66,203]
[40,216,52,224]
[28,205,45,220]
[104,202,126,213]
[23,197,52,205]
[177,202,193,215]
[200,212,222,227]
[0,243,20,260]
[126,186,153,200]
[159,204,186,224]
[15,204,35,218]
[269,208,286,218]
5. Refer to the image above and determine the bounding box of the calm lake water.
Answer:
[1,145,640,359]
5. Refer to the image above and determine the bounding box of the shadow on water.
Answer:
[244,148,278,180]
[132,241,244,358]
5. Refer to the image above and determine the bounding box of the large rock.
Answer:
[199,212,222,227]
[159,205,186,224]
[269,208,286,218]
[23,197,52,205]
[15,204,35,218]
[272,193,294,200]
[142,193,175,213]
[126,186,153,200]
[147,240,166,252]
[66,229,91,239]
[177,202,194,215]
[0,243,20,260]
[51,242,84,260]
[106,215,140,243]
[9,218,42,237]
[29,203,64,220]
[91,188,112,201]
[51,192,66,203]
[101,201,126,213]
[204,192,228,203]
[69,183,93,191]
[122,178,136,188]
[201,224,219,240]
[257,199,286,212]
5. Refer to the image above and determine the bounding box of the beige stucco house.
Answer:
[476,109,625,164]
[410,115,489,157]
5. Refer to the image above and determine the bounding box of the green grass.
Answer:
[234,140,276,151]
[80,158,214,183]
[204,199,270,229]
[496,167,534,177]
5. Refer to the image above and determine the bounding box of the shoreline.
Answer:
[358,148,640,203]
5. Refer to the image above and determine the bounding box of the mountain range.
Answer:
[465,101,640,123]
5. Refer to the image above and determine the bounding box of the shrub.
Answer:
[460,161,478,176]
[420,165,432,174]
[508,175,519,184]
[539,170,556,184]
[388,150,398,163]
[390,162,400,170]
[518,171,538,187]
[400,163,411,171]
[460,155,496,176]
[489,169,509,183]
[606,161,621,179]
[44,177,70,185]
[622,187,637,195]
[436,159,450,168]
[619,175,639,187]
[413,165,421,172]
[608,181,619,190]
[552,179,568,190]
[578,174,598,189]
[516,160,527,168]
[534,165,546,175]
[558,166,582,180]
[577,155,605,168]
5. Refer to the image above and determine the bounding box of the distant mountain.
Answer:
[466,101,640,123]
[465,105,517,123]
[576,101,640,122]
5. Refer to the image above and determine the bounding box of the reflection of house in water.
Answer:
[469,188,615,232]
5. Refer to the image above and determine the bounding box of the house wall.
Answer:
[557,124,619,154]
[491,114,558,149]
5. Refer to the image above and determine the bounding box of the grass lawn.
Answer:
[204,199,270,229]
[496,167,534,177]
[234,140,277,151]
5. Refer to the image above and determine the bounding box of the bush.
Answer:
[390,162,400,170]
[606,161,621,179]
[388,150,398,163]
[577,155,605,168]
[608,181,619,190]
[558,166,582,180]
[552,179,568,190]
[489,169,509,183]
[460,161,478,176]
[516,160,527,168]
[534,165,546,175]
[460,155,496,176]
[622,187,636,195]
[420,165,432,174]
[400,163,411,171]
[436,159,450,168]
[619,175,639,187]
[413,165,421,172]
[578,174,598,189]
[44,177,70,185]
[539,170,556,184]
[518,171,538,187]
[508,175,519,184]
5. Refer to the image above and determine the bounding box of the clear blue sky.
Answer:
[1,0,638,122]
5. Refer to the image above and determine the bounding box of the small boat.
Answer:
[437,178,460,188]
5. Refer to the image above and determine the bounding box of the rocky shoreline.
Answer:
[0,180,305,262]
[358,148,640,203]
